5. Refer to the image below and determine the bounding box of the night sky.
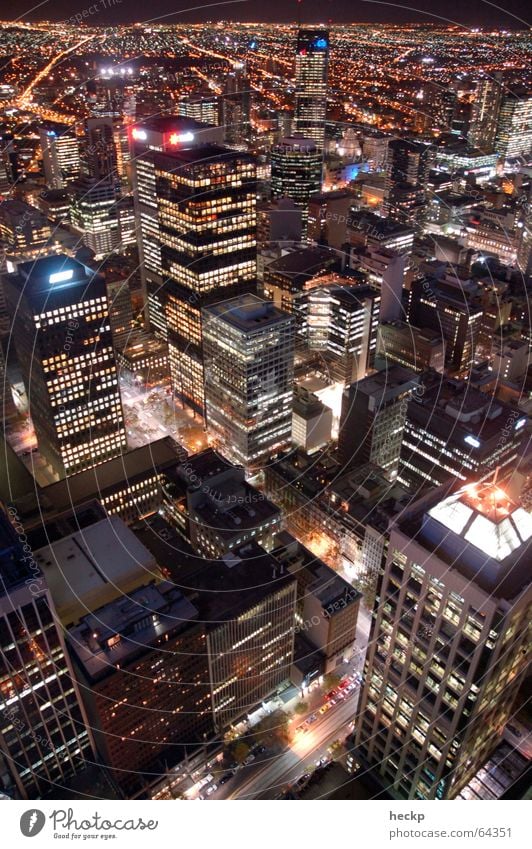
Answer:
[5,0,532,28]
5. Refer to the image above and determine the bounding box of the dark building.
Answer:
[68,582,210,795]
[4,256,126,479]
[384,139,432,228]
[338,366,419,479]
[0,508,95,799]
[399,374,527,492]
[163,448,282,556]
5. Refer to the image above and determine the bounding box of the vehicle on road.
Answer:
[243,753,256,765]
[507,725,522,737]
[219,773,233,785]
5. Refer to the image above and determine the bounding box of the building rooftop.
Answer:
[33,514,158,624]
[403,479,532,599]
[204,294,292,332]
[349,365,418,399]
[68,582,198,682]
[6,255,103,308]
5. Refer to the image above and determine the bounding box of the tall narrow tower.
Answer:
[294,28,330,149]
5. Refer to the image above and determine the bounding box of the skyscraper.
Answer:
[294,28,330,149]
[468,74,503,152]
[0,508,95,799]
[221,62,251,145]
[70,176,120,259]
[132,120,257,414]
[494,90,532,158]
[39,123,80,190]
[270,137,322,236]
[203,294,295,470]
[384,139,432,228]
[338,366,419,479]
[354,479,532,800]
[4,256,126,479]
[307,283,380,384]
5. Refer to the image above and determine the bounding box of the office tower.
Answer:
[67,582,210,795]
[347,210,415,256]
[4,256,126,479]
[349,245,406,322]
[0,159,10,200]
[468,74,503,152]
[131,119,255,414]
[39,123,80,190]
[294,28,329,149]
[198,540,297,731]
[0,200,52,263]
[271,137,322,236]
[0,508,95,799]
[178,94,220,128]
[408,275,483,374]
[106,277,134,351]
[378,322,445,374]
[70,176,119,259]
[203,294,295,470]
[495,90,532,158]
[338,366,419,479]
[307,283,380,384]
[517,202,532,278]
[263,246,336,340]
[163,448,282,556]
[384,139,431,227]
[221,62,251,145]
[355,479,532,800]
[399,375,526,492]
[292,386,333,453]
[308,190,351,250]
[82,117,119,192]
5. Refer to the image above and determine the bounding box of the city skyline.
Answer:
[0,5,530,814]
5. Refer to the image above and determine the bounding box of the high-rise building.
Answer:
[338,366,419,479]
[39,123,80,190]
[67,582,210,796]
[4,256,126,479]
[271,137,322,236]
[203,294,295,470]
[82,116,120,193]
[468,74,503,152]
[178,94,220,128]
[354,479,532,799]
[131,119,256,414]
[384,139,432,228]
[0,508,95,799]
[399,375,526,492]
[221,62,251,145]
[307,283,380,384]
[294,28,330,149]
[70,176,120,259]
[105,277,134,351]
[349,245,406,322]
[494,89,532,158]
[408,274,483,374]
[0,200,52,264]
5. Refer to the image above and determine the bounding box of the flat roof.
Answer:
[33,515,158,623]
[204,294,292,332]
[68,581,198,682]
